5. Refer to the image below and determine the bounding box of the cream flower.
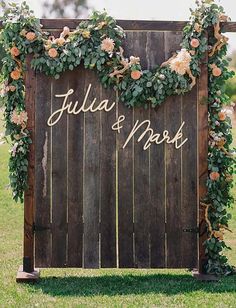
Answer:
[101,37,115,53]
[169,49,191,75]
[129,56,140,65]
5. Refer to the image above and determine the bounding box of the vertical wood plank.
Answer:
[34,72,52,267]
[100,85,117,268]
[164,32,183,267]
[51,72,69,267]
[117,32,135,268]
[133,32,150,268]
[181,86,198,267]
[148,32,166,268]
[198,49,209,273]
[67,66,84,267]
[24,55,36,272]
[83,71,100,268]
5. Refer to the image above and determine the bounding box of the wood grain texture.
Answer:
[132,31,150,268]
[34,72,52,267]
[51,72,69,267]
[148,32,166,268]
[181,86,198,268]
[83,70,100,268]
[117,103,134,268]
[67,66,84,267]
[117,32,135,268]
[1,19,235,32]
[198,46,209,273]
[24,55,36,272]
[100,85,117,268]
[164,32,183,268]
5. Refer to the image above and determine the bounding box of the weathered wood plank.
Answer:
[198,46,209,273]
[117,32,135,268]
[148,32,166,268]
[132,31,150,268]
[30,19,236,33]
[34,72,52,267]
[51,72,69,267]
[164,32,183,268]
[181,86,198,268]
[24,55,36,272]
[67,66,84,267]
[83,71,100,268]
[117,102,134,268]
[100,85,117,268]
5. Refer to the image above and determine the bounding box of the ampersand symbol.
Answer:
[111,115,125,133]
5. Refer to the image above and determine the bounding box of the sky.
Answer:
[2,0,236,52]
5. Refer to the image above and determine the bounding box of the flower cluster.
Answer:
[0,0,235,275]
[169,49,192,75]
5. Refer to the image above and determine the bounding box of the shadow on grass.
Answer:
[29,273,236,297]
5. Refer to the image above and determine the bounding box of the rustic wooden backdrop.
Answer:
[24,21,209,271]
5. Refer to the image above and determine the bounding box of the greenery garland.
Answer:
[0,0,235,275]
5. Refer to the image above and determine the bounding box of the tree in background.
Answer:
[42,0,89,18]
[225,52,236,104]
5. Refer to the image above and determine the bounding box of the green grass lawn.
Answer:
[0,111,236,308]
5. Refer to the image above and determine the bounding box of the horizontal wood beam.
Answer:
[0,19,236,32]
[41,20,236,32]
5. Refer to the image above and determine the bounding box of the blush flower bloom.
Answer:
[131,70,142,80]
[218,111,226,121]
[10,69,21,80]
[169,49,191,75]
[210,171,220,181]
[11,110,28,126]
[48,48,58,58]
[26,32,36,41]
[101,37,115,53]
[190,38,200,48]
[10,46,20,57]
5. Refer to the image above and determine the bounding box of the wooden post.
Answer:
[193,34,218,281]
[198,45,209,275]
[16,55,40,282]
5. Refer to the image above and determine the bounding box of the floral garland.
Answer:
[0,0,235,275]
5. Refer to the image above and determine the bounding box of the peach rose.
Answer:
[212,66,222,77]
[10,46,20,57]
[10,69,21,80]
[26,32,36,41]
[190,38,200,48]
[48,48,58,58]
[131,70,142,80]
[101,37,115,53]
[218,111,226,121]
[210,171,220,181]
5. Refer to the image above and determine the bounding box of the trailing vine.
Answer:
[0,0,235,275]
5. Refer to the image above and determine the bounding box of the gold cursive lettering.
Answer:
[47,84,116,126]
[123,119,188,150]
